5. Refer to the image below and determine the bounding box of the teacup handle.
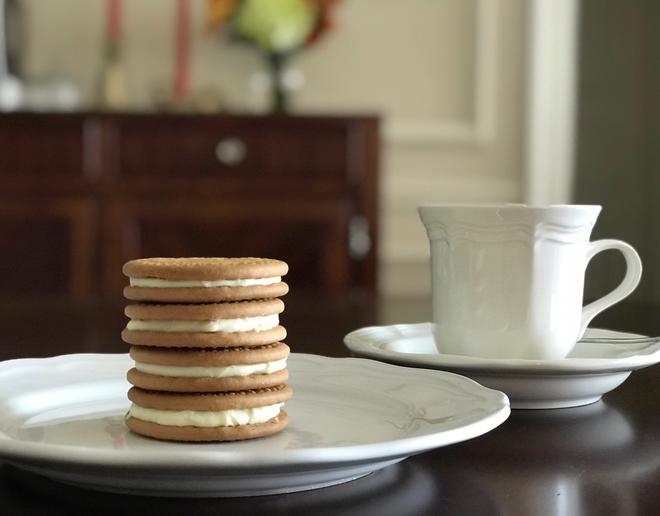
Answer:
[579,239,643,339]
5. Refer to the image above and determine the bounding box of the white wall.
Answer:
[23,0,529,296]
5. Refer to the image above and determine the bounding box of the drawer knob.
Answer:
[215,138,246,166]
[349,215,371,259]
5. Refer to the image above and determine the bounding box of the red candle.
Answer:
[174,0,191,99]
[106,0,122,43]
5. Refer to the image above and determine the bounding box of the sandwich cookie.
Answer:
[122,298,286,348]
[127,342,290,392]
[123,257,289,303]
[126,384,293,442]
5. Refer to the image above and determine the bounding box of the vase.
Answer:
[266,53,288,114]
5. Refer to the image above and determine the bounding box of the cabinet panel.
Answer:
[0,199,97,299]
[0,116,87,177]
[103,200,352,295]
[114,116,350,181]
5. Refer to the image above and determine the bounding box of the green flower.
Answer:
[234,0,318,54]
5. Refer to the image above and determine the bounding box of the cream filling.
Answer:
[134,358,287,378]
[126,314,279,333]
[128,403,283,427]
[129,276,281,288]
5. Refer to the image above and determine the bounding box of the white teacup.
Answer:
[418,204,642,360]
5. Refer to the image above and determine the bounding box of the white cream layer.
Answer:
[129,276,281,288]
[126,314,279,333]
[128,403,283,427]
[134,358,287,378]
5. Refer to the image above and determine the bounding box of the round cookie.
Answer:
[127,343,290,392]
[127,368,289,393]
[122,326,287,348]
[129,342,290,366]
[124,284,289,303]
[126,385,293,442]
[124,257,289,280]
[123,257,289,302]
[124,298,284,320]
[128,384,293,410]
[126,411,288,442]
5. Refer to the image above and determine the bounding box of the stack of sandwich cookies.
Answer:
[122,257,292,442]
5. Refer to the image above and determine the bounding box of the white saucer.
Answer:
[344,324,660,409]
[0,353,509,497]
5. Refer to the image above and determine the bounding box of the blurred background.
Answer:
[0,0,657,311]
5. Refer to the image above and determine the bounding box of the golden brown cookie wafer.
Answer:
[127,367,289,393]
[127,384,293,411]
[123,257,288,281]
[125,299,284,321]
[129,343,289,366]
[124,282,289,303]
[122,326,287,348]
[126,411,289,442]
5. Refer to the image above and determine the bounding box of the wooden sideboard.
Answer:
[0,113,379,300]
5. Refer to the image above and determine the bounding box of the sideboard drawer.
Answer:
[115,117,350,181]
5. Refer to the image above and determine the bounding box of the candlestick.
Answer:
[106,0,121,44]
[174,0,191,99]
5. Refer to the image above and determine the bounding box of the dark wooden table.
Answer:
[1,292,659,516]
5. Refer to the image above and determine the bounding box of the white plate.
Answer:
[344,324,660,409]
[0,353,509,497]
